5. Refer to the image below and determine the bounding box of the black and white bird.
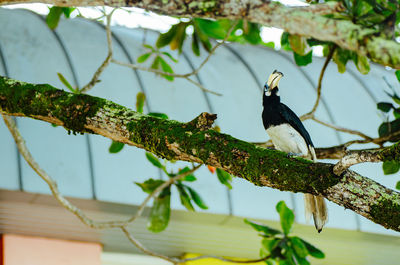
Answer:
[262,70,327,233]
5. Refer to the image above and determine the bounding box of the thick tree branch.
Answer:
[2,0,400,68]
[1,76,400,231]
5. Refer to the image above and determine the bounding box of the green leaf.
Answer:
[396,181,400,190]
[290,237,308,258]
[46,6,63,30]
[176,184,195,211]
[377,102,393,112]
[136,92,145,113]
[148,187,171,233]
[185,185,208,209]
[293,51,312,67]
[378,120,400,140]
[156,24,179,48]
[192,32,201,56]
[276,201,295,235]
[261,238,281,253]
[333,48,351,73]
[161,52,178,63]
[394,109,400,119]
[300,239,325,259]
[183,175,196,181]
[145,152,164,168]
[57,72,75,92]
[148,112,169,119]
[178,167,197,181]
[135,178,165,194]
[193,21,212,52]
[108,140,124,153]
[382,160,400,175]
[150,56,161,70]
[288,35,310,56]
[244,219,282,236]
[393,96,400,106]
[243,22,262,45]
[293,251,310,265]
[263,41,275,48]
[137,52,152,63]
[354,54,370,75]
[159,57,174,81]
[259,247,274,265]
[195,18,228,39]
[143,44,155,51]
[216,168,232,189]
[280,32,291,51]
[61,7,75,18]
[395,70,400,82]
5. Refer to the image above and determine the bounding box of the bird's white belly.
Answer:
[266,124,309,157]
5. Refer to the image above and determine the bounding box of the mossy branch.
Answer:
[1,0,400,68]
[1,75,400,232]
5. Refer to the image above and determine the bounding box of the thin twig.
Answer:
[333,149,382,175]
[301,45,336,121]
[311,116,373,140]
[111,21,238,96]
[125,164,201,224]
[80,9,116,93]
[111,59,222,96]
[181,21,238,78]
[121,226,179,264]
[181,254,271,263]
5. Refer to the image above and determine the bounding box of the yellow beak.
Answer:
[266,70,284,89]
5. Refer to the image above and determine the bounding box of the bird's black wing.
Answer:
[279,103,314,147]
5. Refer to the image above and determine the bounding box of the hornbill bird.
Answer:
[262,70,327,233]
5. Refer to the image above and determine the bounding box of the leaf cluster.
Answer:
[377,71,400,182]
[245,201,325,265]
[156,18,273,58]
[137,44,178,82]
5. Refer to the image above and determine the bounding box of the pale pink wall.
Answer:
[2,234,101,265]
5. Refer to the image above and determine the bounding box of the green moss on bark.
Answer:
[0,76,106,134]
[379,141,400,162]
[370,197,400,231]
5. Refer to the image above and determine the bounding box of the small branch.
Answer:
[111,22,239,97]
[181,21,238,78]
[125,164,201,224]
[333,149,382,175]
[301,45,336,121]
[181,254,271,263]
[111,59,221,96]
[80,9,115,93]
[311,116,373,141]
[188,112,217,131]
[121,227,179,264]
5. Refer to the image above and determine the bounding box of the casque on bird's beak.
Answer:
[265,70,284,90]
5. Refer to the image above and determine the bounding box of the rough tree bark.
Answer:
[1,76,400,232]
[1,0,400,68]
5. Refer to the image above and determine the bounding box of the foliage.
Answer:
[245,201,325,265]
[46,6,76,30]
[137,44,178,81]
[134,154,206,232]
[377,70,400,176]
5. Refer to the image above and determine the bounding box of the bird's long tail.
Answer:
[304,147,328,233]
